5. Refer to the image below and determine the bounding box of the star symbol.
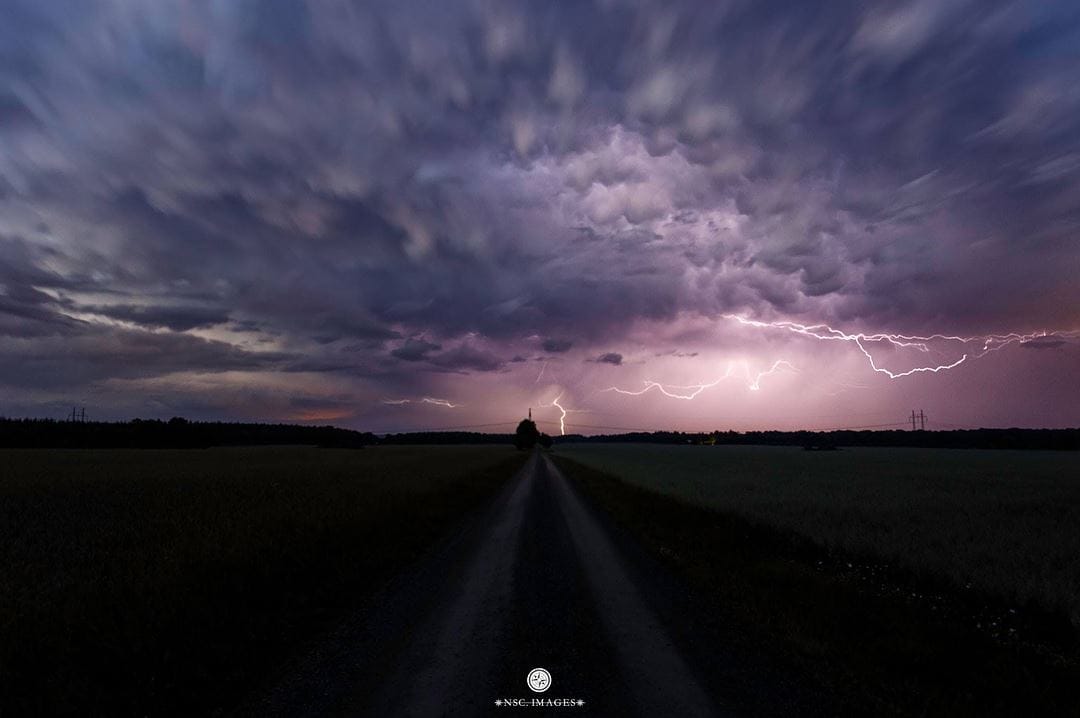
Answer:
[494,699,502,706]
[577,699,586,706]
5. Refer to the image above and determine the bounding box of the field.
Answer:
[558,444,1080,625]
[0,445,525,715]
[553,445,1080,714]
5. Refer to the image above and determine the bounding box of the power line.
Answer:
[931,419,974,429]
[559,421,661,432]
[816,420,912,432]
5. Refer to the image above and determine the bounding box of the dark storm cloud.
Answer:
[79,303,230,332]
[1,0,1079,419]
[428,344,504,373]
[0,327,291,391]
[591,352,624,366]
[542,339,574,354]
[391,338,442,362]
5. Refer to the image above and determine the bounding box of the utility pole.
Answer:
[911,410,917,431]
[919,409,926,431]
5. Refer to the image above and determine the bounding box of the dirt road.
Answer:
[247,453,780,716]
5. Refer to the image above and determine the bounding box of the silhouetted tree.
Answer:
[514,418,540,450]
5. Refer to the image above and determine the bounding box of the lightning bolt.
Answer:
[551,394,567,435]
[746,359,799,390]
[722,315,1076,378]
[538,391,580,435]
[602,359,798,400]
[381,397,460,408]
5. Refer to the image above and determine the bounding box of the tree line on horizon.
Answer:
[1,417,1076,451]
[0,417,372,449]
[554,428,1080,451]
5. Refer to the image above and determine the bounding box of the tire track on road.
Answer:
[544,455,720,717]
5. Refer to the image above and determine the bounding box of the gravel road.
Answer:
[244,452,797,716]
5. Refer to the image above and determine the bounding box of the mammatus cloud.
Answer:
[0,1,1078,429]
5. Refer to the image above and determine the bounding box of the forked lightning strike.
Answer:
[538,391,577,435]
[381,397,460,408]
[551,394,567,435]
[602,360,798,401]
[722,315,1076,379]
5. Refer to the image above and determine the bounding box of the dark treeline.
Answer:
[0,418,373,449]
[4,418,1078,451]
[555,428,1080,451]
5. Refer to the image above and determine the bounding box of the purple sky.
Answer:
[2,1,1079,433]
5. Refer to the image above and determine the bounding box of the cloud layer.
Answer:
[1,0,1078,429]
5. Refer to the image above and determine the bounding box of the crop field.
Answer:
[558,444,1080,625]
[0,445,525,715]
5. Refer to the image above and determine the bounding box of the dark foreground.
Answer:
[0,446,524,715]
[557,454,1080,716]
[251,453,818,717]
[6,446,1077,715]
[253,450,1080,717]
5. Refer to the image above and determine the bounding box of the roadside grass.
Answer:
[0,445,526,716]
[556,444,1080,626]
[553,453,1080,715]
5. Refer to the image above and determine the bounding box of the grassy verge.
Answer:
[0,446,526,715]
[553,454,1080,715]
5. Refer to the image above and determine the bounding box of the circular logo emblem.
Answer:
[526,667,551,693]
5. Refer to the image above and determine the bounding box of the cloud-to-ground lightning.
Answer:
[381,397,460,408]
[722,315,1078,379]
[537,391,585,435]
[602,360,798,401]
[551,394,567,435]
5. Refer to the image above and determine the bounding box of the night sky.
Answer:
[2,1,1078,433]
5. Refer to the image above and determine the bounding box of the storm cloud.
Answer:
[592,353,624,366]
[1,1,1078,428]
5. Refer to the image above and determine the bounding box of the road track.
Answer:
[247,452,749,716]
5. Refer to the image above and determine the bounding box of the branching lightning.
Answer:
[722,314,1075,379]
[601,359,798,401]
[381,397,460,408]
[538,391,584,435]
[381,317,1073,433]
